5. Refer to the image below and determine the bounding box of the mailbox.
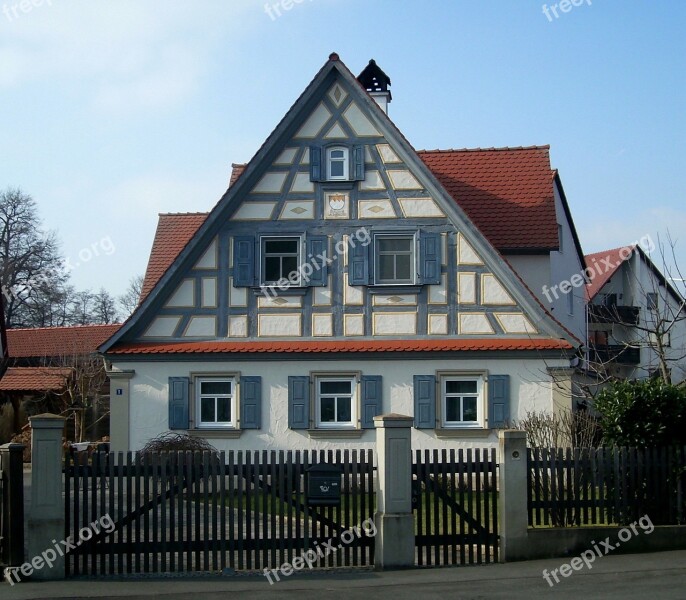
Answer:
[306,463,342,506]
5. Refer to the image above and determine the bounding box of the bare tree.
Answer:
[92,287,119,324]
[0,187,69,327]
[119,274,143,317]
[38,352,108,442]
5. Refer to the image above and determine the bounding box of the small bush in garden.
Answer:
[594,379,686,447]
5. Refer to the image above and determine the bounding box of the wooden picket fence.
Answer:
[528,446,686,527]
[64,449,375,577]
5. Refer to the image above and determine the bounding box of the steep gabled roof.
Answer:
[140,213,209,301]
[102,53,578,352]
[7,324,121,358]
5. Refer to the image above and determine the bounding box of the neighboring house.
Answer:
[0,324,120,442]
[101,54,586,454]
[585,245,686,383]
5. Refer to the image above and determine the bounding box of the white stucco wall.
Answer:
[111,355,569,454]
[504,183,587,346]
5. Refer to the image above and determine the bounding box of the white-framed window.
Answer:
[260,236,302,286]
[196,377,236,428]
[326,146,349,180]
[557,224,564,253]
[441,375,484,428]
[316,376,357,429]
[374,234,415,285]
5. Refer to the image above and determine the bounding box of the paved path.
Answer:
[3,549,686,599]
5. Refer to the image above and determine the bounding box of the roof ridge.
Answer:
[417,145,551,154]
[7,324,120,332]
[158,212,210,217]
[584,244,636,259]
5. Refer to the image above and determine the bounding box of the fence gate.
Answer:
[413,448,498,566]
[64,449,375,577]
[0,443,25,569]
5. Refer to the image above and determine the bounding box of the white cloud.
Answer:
[0,1,255,113]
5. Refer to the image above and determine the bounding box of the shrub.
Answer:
[593,379,686,446]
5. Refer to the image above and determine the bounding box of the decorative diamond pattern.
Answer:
[368,205,385,213]
[290,206,307,214]
[272,297,289,305]
[388,296,404,303]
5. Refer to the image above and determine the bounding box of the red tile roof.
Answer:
[584,246,634,300]
[140,212,209,301]
[7,324,121,358]
[0,367,72,392]
[418,147,558,251]
[108,338,572,355]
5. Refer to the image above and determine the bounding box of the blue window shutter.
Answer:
[349,237,370,285]
[310,146,322,181]
[233,235,255,287]
[352,145,365,181]
[419,231,441,285]
[360,375,382,429]
[288,376,310,430]
[413,375,436,429]
[305,235,328,286]
[240,376,262,429]
[488,375,510,428]
[169,377,190,430]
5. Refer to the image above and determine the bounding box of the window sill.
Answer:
[188,429,244,439]
[252,286,308,297]
[320,182,355,191]
[307,429,366,439]
[435,428,492,439]
[368,285,422,295]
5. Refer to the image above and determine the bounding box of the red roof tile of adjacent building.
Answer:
[6,324,121,358]
[108,338,572,355]
[584,246,634,300]
[0,367,72,392]
[140,212,209,301]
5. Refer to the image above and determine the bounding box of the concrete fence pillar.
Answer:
[374,413,414,569]
[28,414,66,580]
[498,429,529,561]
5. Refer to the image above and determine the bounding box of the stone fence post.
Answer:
[498,429,529,561]
[27,414,66,580]
[374,413,414,569]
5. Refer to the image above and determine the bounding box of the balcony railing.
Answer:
[589,344,641,365]
[588,304,640,325]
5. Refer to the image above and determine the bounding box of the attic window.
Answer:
[310,145,365,182]
[327,146,348,180]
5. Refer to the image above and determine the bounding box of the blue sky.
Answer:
[1,0,684,297]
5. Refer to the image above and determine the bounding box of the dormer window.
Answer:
[327,146,349,180]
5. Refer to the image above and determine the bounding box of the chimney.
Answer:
[357,59,392,114]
